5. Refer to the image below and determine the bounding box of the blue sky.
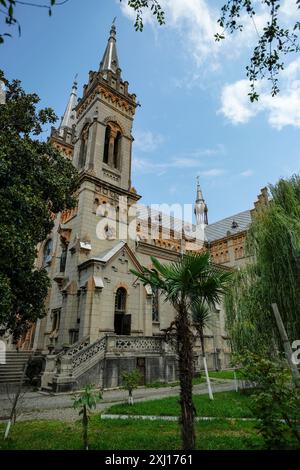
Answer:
[1,0,300,223]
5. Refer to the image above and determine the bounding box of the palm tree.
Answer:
[191,300,214,400]
[131,252,231,450]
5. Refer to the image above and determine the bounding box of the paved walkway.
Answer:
[102,415,257,422]
[0,379,235,423]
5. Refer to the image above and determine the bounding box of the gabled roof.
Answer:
[97,240,126,263]
[90,241,143,272]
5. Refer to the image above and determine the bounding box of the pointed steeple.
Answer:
[194,177,208,226]
[99,19,120,76]
[59,77,78,136]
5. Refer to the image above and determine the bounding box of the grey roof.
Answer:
[204,210,252,243]
[136,205,252,242]
[136,204,194,235]
[59,79,78,133]
[100,22,120,75]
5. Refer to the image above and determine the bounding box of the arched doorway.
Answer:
[114,287,131,335]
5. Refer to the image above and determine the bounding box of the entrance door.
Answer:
[114,314,131,336]
[114,287,130,335]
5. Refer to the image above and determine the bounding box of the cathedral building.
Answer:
[0,23,269,392]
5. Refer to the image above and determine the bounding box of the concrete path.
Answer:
[0,379,235,423]
[102,415,257,422]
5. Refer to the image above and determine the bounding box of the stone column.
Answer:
[108,131,116,167]
[88,119,98,172]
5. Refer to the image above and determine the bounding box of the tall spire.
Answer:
[194,176,208,226]
[59,77,78,135]
[99,19,120,75]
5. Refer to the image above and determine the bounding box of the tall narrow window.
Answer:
[78,125,89,168]
[103,126,110,164]
[60,244,68,273]
[152,287,159,322]
[115,287,127,313]
[113,131,121,169]
[114,287,131,335]
[43,239,53,268]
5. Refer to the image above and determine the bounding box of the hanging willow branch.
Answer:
[225,174,300,356]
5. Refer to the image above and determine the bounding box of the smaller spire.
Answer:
[194,177,208,226]
[196,175,204,203]
[99,19,120,75]
[59,76,78,135]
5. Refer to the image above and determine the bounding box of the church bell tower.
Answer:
[73,21,139,195]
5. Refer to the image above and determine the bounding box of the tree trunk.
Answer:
[128,389,134,405]
[177,307,196,450]
[83,405,88,450]
[272,303,300,388]
[199,329,214,400]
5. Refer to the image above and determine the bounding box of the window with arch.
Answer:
[113,131,121,169]
[103,126,110,164]
[152,287,159,322]
[43,239,53,268]
[114,287,131,335]
[78,124,89,169]
[102,122,122,170]
[115,287,127,313]
[60,243,68,273]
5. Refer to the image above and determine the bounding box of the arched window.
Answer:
[115,287,127,313]
[43,239,53,268]
[93,198,100,213]
[114,287,131,335]
[103,123,122,169]
[103,126,110,164]
[60,244,68,273]
[113,131,121,169]
[152,287,159,322]
[78,124,89,168]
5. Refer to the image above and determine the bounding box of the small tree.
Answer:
[191,300,214,400]
[72,385,102,450]
[121,369,142,405]
[131,252,231,450]
[236,352,300,449]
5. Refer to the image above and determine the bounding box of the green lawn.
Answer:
[146,375,206,389]
[145,370,239,389]
[106,390,253,418]
[208,370,239,380]
[0,417,263,450]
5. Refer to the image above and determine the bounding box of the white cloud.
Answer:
[219,58,300,130]
[134,130,165,152]
[240,169,254,177]
[280,0,300,20]
[198,168,225,177]
[133,144,225,175]
[120,0,270,74]
[218,80,260,124]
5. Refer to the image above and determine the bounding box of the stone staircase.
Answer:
[41,335,176,393]
[0,350,32,389]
